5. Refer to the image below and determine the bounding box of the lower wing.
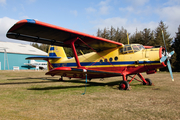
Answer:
[45,67,122,79]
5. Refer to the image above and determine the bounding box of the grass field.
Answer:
[0,70,180,120]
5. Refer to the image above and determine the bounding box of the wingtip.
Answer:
[172,79,174,82]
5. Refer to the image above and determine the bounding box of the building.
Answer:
[0,41,47,70]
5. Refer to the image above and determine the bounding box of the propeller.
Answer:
[160,31,174,81]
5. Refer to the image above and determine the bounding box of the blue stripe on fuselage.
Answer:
[51,61,160,67]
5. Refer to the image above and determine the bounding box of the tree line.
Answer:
[31,21,180,71]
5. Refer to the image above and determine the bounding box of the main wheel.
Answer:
[59,76,63,81]
[119,81,129,90]
[143,78,152,85]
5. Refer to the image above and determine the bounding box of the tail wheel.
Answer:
[143,78,152,85]
[119,81,129,90]
[59,76,63,81]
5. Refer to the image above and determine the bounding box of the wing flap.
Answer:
[7,19,123,50]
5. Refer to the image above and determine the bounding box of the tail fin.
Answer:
[47,45,67,70]
[48,45,67,58]
[30,60,36,64]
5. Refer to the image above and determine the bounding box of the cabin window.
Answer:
[109,58,113,62]
[123,47,127,52]
[104,59,108,63]
[123,45,133,54]
[100,59,103,64]
[119,48,123,53]
[127,46,132,51]
[114,56,118,61]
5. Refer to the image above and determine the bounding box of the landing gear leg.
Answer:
[119,75,129,90]
[143,78,152,85]
[137,73,152,86]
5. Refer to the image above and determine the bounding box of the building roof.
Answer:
[0,41,47,56]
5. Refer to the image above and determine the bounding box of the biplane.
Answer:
[6,19,174,90]
[24,60,47,70]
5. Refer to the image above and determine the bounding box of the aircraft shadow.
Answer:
[7,77,55,81]
[27,79,124,91]
[0,77,60,85]
[2,77,144,90]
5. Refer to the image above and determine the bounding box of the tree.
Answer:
[97,28,102,37]
[39,44,49,53]
[30,43,49,53]
[130,28,155,46]
[31,43,39,49]
[109,26,116,41]
[141,28,155,45]
[172,25,180,71]
[96,26,129,44]
[116,27,128,44]
[130,29,143,44]
[153,21,172,51]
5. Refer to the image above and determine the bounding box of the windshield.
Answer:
[120,44,144,54]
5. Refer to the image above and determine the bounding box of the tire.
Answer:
[119,81,129,90]
[59,76,63,81]
[143,78,152,86]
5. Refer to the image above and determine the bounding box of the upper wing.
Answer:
[6,19,123,51]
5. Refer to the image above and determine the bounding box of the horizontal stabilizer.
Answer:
[26,56,61,60]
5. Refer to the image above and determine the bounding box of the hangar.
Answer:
[0,41,47,70]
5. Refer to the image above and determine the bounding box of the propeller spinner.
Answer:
[160,31,175,81]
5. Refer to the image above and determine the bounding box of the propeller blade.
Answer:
[167,59,174,81]
[169,51,175,56]
[161,31,174,81]
[160,56,167,63]
[162,31,167,53]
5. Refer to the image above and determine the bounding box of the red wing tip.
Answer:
[8,19,36,32]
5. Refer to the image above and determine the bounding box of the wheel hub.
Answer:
[121,84,126,89]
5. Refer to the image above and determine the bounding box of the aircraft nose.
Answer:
[160,50,175,63]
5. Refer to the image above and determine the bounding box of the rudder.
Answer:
[48,45,67,70]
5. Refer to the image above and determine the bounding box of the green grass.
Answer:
[0,70,180,120]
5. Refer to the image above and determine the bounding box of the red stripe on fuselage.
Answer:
[87,64,165,75]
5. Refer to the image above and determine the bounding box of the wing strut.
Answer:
[64,37,85,69]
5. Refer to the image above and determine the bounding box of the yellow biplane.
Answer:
[6,19,174,90]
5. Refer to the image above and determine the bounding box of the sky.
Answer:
[0,0,180,44]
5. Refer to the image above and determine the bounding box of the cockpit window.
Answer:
[120,48,123,53]
[120,44,144,54]
[132,45,139,51]
[137,45,144,50]
[123,47,126,52]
